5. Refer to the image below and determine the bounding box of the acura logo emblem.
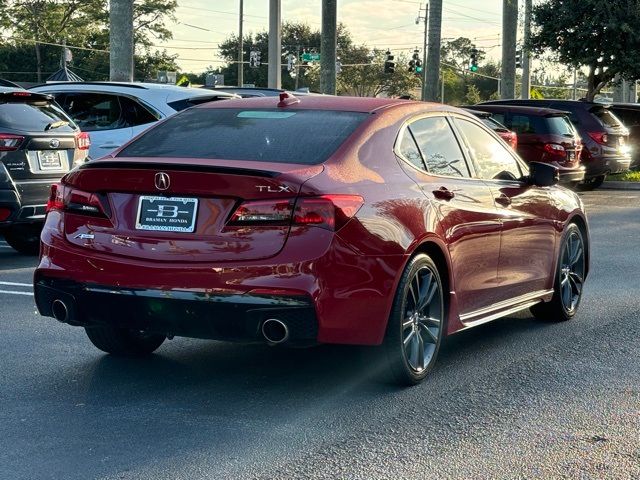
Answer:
[49,138,60,148]
[155,172,170,191]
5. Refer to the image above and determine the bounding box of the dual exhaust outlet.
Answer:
[51,299,290,345]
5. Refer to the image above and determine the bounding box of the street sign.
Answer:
[301,53,321,62]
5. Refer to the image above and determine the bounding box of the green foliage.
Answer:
[530,0,640,101]
[0,0,178,82]
[214,22,420,96]
[465,84,482,105]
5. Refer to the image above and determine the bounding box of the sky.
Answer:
[158,0,506,72]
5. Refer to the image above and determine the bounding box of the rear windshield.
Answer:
[507,114,574,136]
[119,108,369,164]
[591,108,622,128]
[0,102,75,132]
[545,116,576,135]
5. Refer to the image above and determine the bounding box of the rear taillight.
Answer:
[46,183,107,217]
[293,195,364,231]
[228,199,294,225]
[0,207,11,221]
[587,132,608,145]
[75,132,91,150]
[0,133,24,151]
[543,143,567,158]
[227,195,364,231]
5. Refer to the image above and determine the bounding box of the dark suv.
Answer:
[607,103,640,169]
[466,105,585,185]
[481,99,631,189]
[0,88,89,254]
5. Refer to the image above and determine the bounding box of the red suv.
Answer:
[34,96,590,385]
[468,105,585,185]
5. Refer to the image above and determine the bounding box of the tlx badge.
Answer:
[256,185,292,193]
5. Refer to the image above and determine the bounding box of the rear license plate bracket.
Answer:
[135,196,198,233]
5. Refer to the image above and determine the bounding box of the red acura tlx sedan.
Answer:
[34,94,590,385]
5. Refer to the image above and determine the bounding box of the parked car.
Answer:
[607,103,640,169]
[480,99,631,189]
[35,95,590,385]
[29,82,237,159]
[0,87,89,254]
[462,108,518,149]
[465,105,585,185]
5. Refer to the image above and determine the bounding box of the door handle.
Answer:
[99,143,121,149]
[495,194,512,206]
[432,187,455,200]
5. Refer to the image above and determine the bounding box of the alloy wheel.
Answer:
[560,230,585,313]
[402,266,443,373]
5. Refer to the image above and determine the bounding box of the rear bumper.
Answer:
[585,155,631,178]
[35,277,318,345]
[35,212,406,345]
[0,188,46,228]
[558,165,586,184]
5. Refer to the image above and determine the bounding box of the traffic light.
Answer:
[384,50,395,74]
[469,48,479,72]
[515,50,522,69]
[249,49,261,68]
[409,49,422,74]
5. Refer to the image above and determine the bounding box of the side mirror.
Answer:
[528,161,559,187]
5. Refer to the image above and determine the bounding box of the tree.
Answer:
[0,0,178,82]
[215,22,420,97]
[530,0,640,101]
[465,84,482,105]
[441,37,486,73]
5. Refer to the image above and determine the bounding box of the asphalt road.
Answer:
[1,189,639,480]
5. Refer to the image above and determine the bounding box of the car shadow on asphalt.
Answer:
[62,312,555,417]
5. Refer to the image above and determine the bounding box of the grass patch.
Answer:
[608,170,640,182]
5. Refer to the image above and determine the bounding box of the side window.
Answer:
[409,116,470,178]
[455,119,523,181]
[118,96,159,127]
[61,93,124,132]
[397,128,425,170]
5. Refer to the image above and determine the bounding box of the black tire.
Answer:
[3,225,42,255]
[383,254,445,385]
[577,174,606,191]
[530,223,586,322]
[85,326,165,356]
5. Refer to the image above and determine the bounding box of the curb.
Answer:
[601,181,640,191]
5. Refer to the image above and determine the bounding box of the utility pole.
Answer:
[521,0,532,99]
[572,68,578,100]
[416,4,429,101]
[424,0,442,101]
[238,0,243,87]
[320,0,337,95]
[501,0,518,99]
[268,0,281,89]
[109,0,134,81]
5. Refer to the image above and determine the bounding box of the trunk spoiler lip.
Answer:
[79,160,282,178]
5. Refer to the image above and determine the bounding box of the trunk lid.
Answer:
[61,158,323,262]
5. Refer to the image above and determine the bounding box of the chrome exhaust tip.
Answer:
[51,299,69,323]
[261,318,289,345]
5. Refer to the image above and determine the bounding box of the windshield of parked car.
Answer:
[592,108,622,128]
[118,108,369,164]
[0,102,76,132]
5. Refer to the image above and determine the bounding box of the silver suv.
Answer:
[30,82,237,159]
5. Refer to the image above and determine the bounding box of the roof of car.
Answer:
[0,86,28,94]
[470,104,570,116]
[608,103,640,109]
[29,82,237,100]
[197,95,434,113]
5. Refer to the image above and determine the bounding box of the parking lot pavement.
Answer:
[1,190,639,480]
